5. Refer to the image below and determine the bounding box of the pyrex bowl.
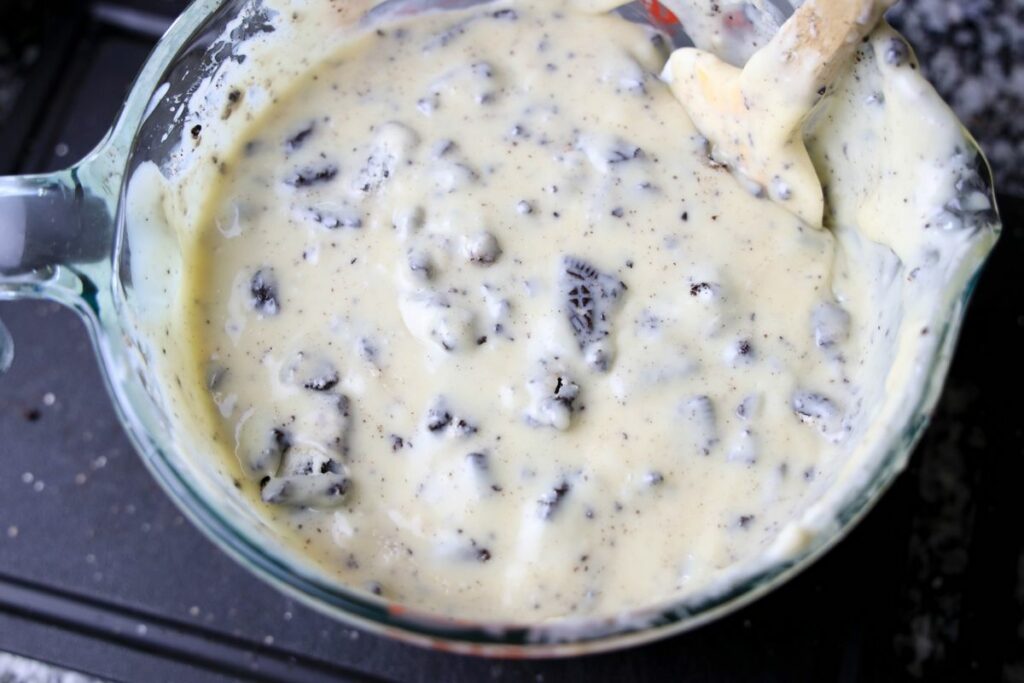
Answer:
[0,0,1002,657]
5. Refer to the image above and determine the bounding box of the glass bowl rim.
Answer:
[91,0,1003,658]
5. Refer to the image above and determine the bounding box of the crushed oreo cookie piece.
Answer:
[538,481,571,520]
[812,302,851,351]
[884,37,910,67]
[247,427,290,480]
[791,390,845,441]
[261,470,351,508]
[426,399,453,432]
[560,256,626,372]
[525,363,582,431]
[249,269,280,316]
[279,351,339,392]
[284,164,338,188]
[683,395,718,455]
[464,231,502,265]
[284,122,315,152]
[258,440,352,509]
[424,397,479,438]
[407,250,434,281]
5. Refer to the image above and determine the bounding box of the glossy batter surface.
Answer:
[129,0,995,622]
[183,2,869,619]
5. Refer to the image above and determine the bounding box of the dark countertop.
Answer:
[1,2,1022,681]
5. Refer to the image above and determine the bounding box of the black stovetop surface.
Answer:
[1,2,1022,681]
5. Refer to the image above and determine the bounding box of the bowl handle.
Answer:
[0,161,116,374]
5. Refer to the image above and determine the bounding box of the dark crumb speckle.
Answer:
[222,89,243,119]
[284,164,338,188]
[690,282,713,297]
[303,372,339,392]
[427,413,451,433]
[466,452,488,470]
[249,269,280,316]
[884,37,910,67]
[644,471,664,486]
[454,418,478,437]
[538,481,571,520]
[285,123,316,152]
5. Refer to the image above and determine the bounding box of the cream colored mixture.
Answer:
[126,0,998,623]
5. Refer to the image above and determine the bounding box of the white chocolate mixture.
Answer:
[127,0,998,623]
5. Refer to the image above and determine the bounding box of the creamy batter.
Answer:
[127,0,999,623]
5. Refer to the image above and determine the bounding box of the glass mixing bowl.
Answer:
[0,0,1002,657]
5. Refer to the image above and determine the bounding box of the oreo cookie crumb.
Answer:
[538,481,571,520]
[285,122,315,152]
[285,164,338,188]
[249,269,280,315]
[560,256,627,372]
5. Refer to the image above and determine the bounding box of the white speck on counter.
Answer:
[6,526,18,539]
[42,392,55,406]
